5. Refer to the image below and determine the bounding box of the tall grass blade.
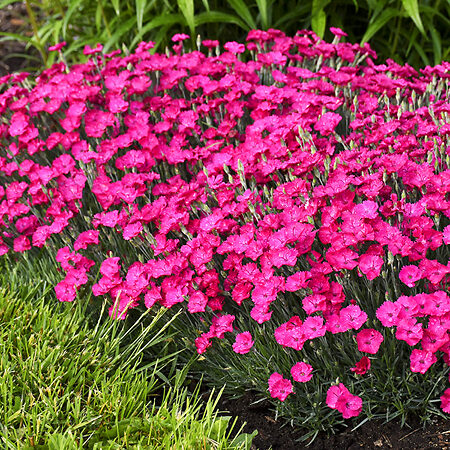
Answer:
[129,13,185,50]
[311,0,331,38]
[255,0,269,30]
[226,0,256,30]
[177,0,196,37]
[194,11,249,29]
[136,0,146,32]
[361,8,402,43]
[401,0,425,34]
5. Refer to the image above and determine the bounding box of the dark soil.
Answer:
[218,392,450,450]
[0,1,40,76]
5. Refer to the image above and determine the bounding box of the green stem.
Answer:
[98,1,112,39]
[25,0,47,66]
[391,15,402,60]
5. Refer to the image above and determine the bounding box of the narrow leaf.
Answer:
[401,0,425,34]
[311,0,331,38]
[130,13,185,49]
[255,0,269,30]
[194,11,248,30]
[136,0,146,32]
[177,0,195,37]
[361,8,403,43]
[110,0,120,15]
[226,0,256,30]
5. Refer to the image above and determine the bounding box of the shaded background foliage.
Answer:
[0,0,449,71]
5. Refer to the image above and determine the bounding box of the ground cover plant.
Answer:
[0,260,256,448]
[0,28,449,443]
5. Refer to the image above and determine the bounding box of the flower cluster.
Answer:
[0,27,449,423]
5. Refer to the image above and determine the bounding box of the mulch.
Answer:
[219,392,450,450]
[0,1,40,77]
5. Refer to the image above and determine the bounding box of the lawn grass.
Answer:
[0,261,256,449]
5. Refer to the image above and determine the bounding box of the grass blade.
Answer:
[136,0,146,32]
[401,0,425,34]
[255,0,269,30]
[361,7,403,43]
[129,13,185,50]
[177,0,195,37]
[194,11,249,30]
[311,0,331,38]
[225,0,256,30]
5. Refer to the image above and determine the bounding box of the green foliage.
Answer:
[0,264,256,448]
[1,0,448,71]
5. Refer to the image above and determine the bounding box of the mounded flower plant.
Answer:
[0,27,449,441]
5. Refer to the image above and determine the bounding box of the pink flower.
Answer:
[326,384,362,419]
[224,41,245,54]
[302,316,326,339]
[314,112,342,136]
[49,41,66,52]
[268,373,293,402]
[441,388,450,413]
[330,27,348,37]
[410,349,437,374]
[336,393,363,419]
[291,362,313,382]
[210,314,235,339]
[351,356,371,375]
[396,318,423,346]
[195,334,212,354]
[83,43,103,55]
[172,33,190,42]
[55,279,77,302]
[187,291,208,313]
[74,230,99,251]
[376,301,400,327]
[232,332,254,354]
[358,254,384,280]
[356,329,384,354]
[443,225,450,245]
[13,235,31,252]
[399,265,422,288]
[339,304,368,330]
[326,383,350,409]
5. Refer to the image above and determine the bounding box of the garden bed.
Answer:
[219,392,450,449]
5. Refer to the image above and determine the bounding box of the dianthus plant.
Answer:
[0,28,449,437]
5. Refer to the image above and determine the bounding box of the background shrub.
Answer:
[0,0,449,70]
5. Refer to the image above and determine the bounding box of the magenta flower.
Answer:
[440,389,450,413]
[74,230,99,251]
[340,304,368,330]
[187,291,208,314]
[48,41,67,52]
[443,225,450,245]
[232,332,254,354]
[291,362,313,382]
[314,112,342,136]
[376,301,400,327]
[410,349,437,374]
[326,384,350,409]
[172,33,190,42]
[356,329,384,354]
[358,254,384,280]
[268,373,293,402]
[326,384,362,419]
[351,356,371,375]
[399,265,422,288]
[336,393,363,419]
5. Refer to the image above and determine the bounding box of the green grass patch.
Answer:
[0,266,256,449]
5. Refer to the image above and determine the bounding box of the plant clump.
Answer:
[0,27,449,439]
